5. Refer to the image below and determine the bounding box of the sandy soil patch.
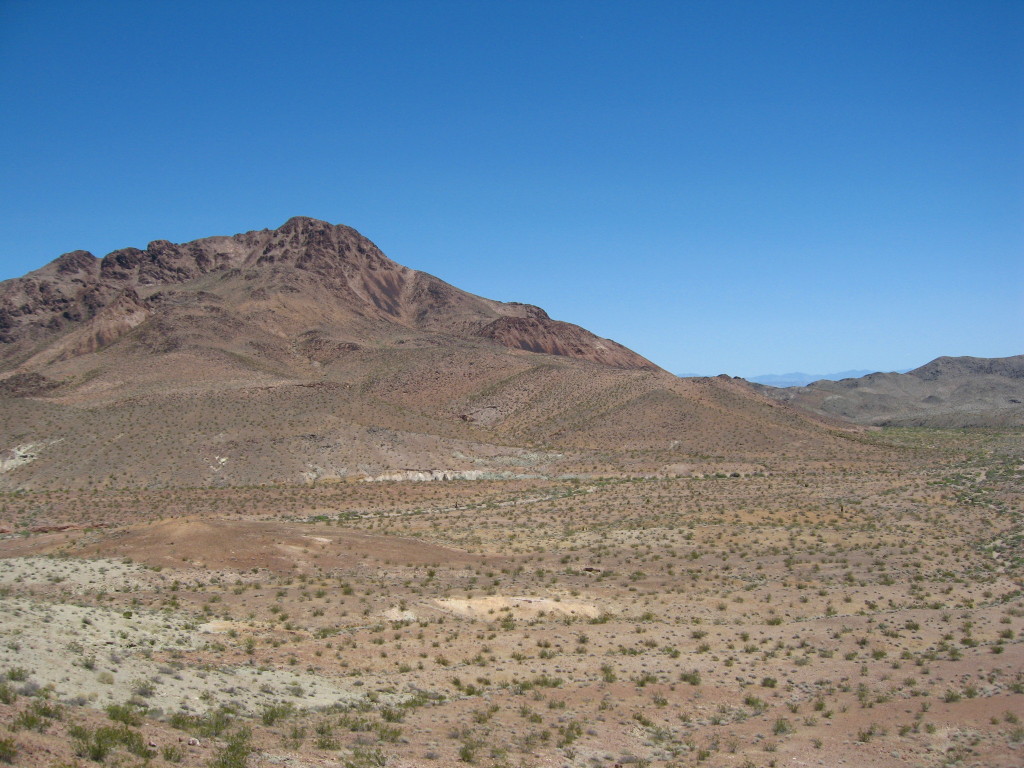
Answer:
[0,555,156,593]
[4,517,488,574]
[0,592,368,717]
[435,594,600,620]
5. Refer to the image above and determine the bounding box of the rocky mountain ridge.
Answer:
[0,217,864,489]
[757,354,1024,427]
[749,369,878,388]
[0,217,658,373]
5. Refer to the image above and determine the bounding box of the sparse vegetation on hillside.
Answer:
[0,427,1020,766]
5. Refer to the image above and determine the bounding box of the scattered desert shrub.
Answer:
[261,701,294,726]
[169,706,233,737]
[69,723,151,761]
[106,702,142,726]
[0,737,16,764]
[209,727,252,768]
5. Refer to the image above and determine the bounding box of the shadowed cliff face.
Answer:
[0,216,658,372]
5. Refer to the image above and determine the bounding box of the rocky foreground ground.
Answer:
[0,428,1021,768]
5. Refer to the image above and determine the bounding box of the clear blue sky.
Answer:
[2,0,1021,377]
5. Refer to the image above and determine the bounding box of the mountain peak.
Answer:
[0,218,660,373]
[51,250,98,275]
[758,353,1024,427]
[277,215,335,234]
[909,354,1024,381]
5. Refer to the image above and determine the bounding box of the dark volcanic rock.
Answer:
[53,250,98,276]
[0,372,60,397]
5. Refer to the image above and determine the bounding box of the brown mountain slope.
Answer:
[0,217,868,489]
[0,358,868,490]
[756,355,1024,427]
[0,216,657,376]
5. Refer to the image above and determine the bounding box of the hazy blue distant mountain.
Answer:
[749,370,877,388]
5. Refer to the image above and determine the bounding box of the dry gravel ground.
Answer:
[0,428,1021,768]
[0,560,366,715]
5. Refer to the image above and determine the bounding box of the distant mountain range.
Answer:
[749,370,880,388]
[754,355,1024,427]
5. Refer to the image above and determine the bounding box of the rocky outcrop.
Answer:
[0,372,59,397]
[476,315,660,370]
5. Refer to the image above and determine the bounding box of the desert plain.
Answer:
[0,427,1021,768]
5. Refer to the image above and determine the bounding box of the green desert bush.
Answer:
[209,727,252,768]
[0,737,16,764]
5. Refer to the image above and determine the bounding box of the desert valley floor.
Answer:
[0,428,1021,768]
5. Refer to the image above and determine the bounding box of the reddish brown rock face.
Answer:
[476,315,660,370]
[0,216,659,371]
